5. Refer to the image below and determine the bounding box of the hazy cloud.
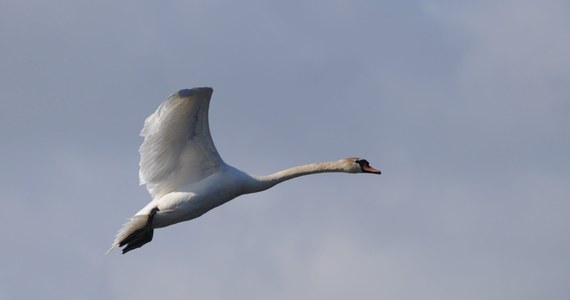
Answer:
[1,1,568,299]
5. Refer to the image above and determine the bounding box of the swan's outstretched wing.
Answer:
[139,87,224,198]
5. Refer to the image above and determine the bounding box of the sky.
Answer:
[1,0,569,299]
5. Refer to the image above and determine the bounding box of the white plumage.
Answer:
[108,87,380,254]
[138,88,223,199]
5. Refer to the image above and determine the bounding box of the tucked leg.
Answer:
[119,207,159,254]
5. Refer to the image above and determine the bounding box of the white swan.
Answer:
[108,87,381,254]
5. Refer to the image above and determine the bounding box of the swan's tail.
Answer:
[106,215,147,254]
[106,208,159,254]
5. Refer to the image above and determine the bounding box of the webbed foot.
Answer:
[119,207,159,254]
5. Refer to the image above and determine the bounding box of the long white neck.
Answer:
[247,161,350,193]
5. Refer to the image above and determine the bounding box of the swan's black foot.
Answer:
[119,207,159,254]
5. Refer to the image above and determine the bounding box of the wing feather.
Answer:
[138,87,224,198]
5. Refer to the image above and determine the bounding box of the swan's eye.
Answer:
[355,159,369,167]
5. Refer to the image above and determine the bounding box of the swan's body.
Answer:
[108,87,380,254]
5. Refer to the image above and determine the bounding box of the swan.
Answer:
[108,87,381,254]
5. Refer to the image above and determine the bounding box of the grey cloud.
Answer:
[1,1,569,299]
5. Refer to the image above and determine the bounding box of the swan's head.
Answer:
[340,157,381,174]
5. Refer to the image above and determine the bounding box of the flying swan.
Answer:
[108,87,381,254]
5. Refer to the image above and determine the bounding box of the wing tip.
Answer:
[178,87,213,98]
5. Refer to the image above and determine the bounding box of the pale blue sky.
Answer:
[1,0,569,299]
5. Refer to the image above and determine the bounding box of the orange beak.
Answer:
[363,165,381,174]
